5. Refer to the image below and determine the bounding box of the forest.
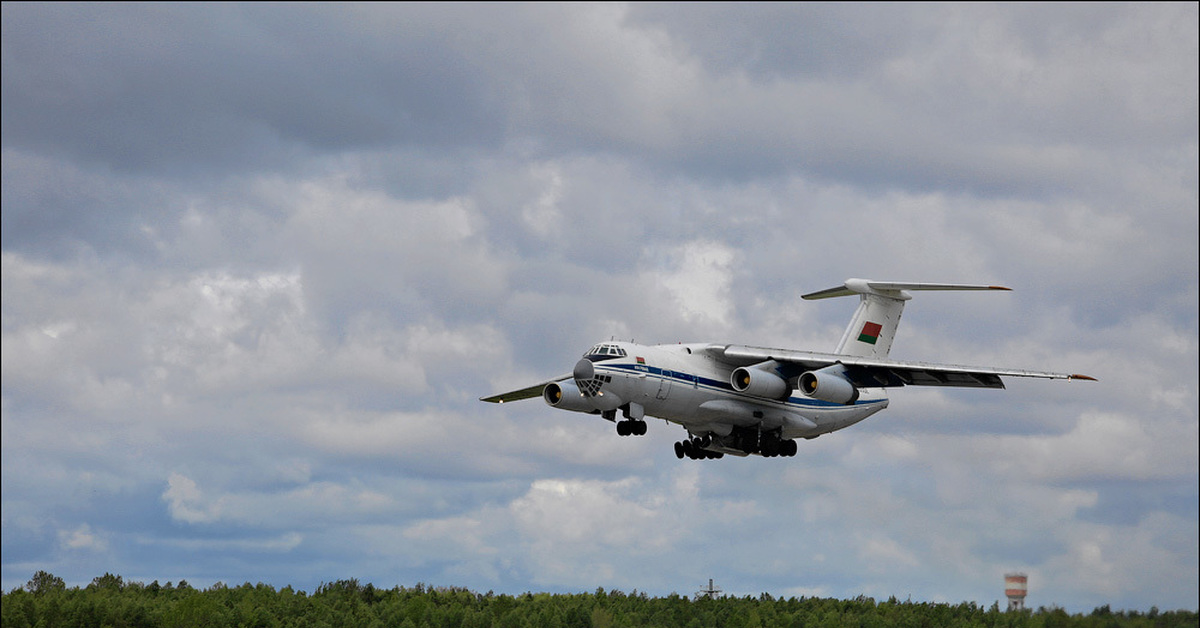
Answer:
[2,571,1196,628]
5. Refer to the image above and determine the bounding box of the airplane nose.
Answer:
[573,358,595,381]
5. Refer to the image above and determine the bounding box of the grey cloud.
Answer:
[9,3,1192,193]
[2,2,1196,613]
[627,3,922,80]
[2,4,508,176]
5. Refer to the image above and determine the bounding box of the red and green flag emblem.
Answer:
[858,322,883,345]
[636,356,645,364]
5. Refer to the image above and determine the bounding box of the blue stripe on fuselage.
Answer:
[600,362,885,409]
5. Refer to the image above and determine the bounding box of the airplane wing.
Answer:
[707,345,1095,389]
[479,373,573,403]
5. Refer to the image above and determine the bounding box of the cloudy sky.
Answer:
[3,2,1196,613]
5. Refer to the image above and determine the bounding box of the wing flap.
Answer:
[713,344,1092,389]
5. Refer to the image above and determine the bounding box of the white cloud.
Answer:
[647,240,736,328]
[1041,512,1198,606]
[520,163,566,239]
[940,411,1199,484]
[856,533,921,573]
[144,533,304,554]
[163,473,226,524]
[58,524,107,553]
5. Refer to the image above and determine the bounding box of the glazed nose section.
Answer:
[573,358,595,382]
[573,358,603,398]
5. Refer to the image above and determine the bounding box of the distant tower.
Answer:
[695,578,722,600]
[1005,573,1028,611]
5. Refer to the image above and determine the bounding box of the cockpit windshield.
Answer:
[584,343,627,360]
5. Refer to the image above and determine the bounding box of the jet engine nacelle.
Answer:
[798,366,859,405]
[543,381,595,413]
[731,361,791,400]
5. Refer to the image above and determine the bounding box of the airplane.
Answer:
[480,279,1095,460]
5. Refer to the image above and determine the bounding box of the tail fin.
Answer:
[801,279,1011,358]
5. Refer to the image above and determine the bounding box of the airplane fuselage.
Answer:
[547,341,889,456]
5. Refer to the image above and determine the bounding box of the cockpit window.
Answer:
[585,343,626,360]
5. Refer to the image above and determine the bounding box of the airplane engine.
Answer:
[731,362,791,400]
[798,366,859,405]
[543,381,595,413]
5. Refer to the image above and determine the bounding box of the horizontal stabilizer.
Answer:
[802,279,1010,301]
[802,278,1014,358]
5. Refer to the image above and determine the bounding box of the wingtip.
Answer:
[990,285,1013,291]
[1069,374,1098,381]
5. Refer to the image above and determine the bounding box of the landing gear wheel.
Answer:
[618,420,647,436]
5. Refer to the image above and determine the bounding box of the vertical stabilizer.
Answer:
[801,279,1011,358]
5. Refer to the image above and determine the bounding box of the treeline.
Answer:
[2,571,1195,628]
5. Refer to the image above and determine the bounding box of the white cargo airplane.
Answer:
[481,279,1095,459]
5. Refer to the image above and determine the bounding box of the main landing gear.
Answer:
[674,436,724,460]
[616,419,647,436]
[674,428,799,460]
[760,436,798,458]
[733,426,798,458]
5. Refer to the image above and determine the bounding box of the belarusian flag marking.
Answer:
[858,322,882,345]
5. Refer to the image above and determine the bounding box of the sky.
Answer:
[2,2,1196,614]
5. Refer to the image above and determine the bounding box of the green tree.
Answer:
[1,589,36,628]
[23,571,66,596]
[88,572,125,592]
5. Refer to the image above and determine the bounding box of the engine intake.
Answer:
[543,381,596,413]
[798,366,859,405]
[731,361,791,400]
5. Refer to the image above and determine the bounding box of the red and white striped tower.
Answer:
[1005,573,1028,611]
